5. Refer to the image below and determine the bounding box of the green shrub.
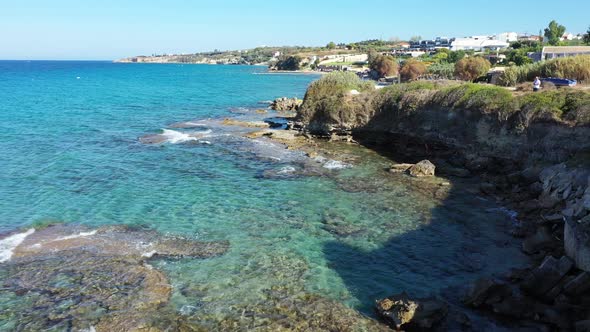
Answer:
[517,91,567,123]
[298,72,375,124]
[454,57,491,81]
[275,56,302,71]
[433,84,516,117]
[498,55,590,86]
[427,62,455,80]
[562,91,590,125]
[543,55,590,82]
[400,59,427,81]
[370,54,399,78]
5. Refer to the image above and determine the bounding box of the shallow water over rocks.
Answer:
[0,63,531,331]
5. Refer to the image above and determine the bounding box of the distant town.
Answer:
[116,20,590,87]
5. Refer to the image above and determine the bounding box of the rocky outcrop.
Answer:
[375,292,448,331]
[271,97,302,111]
[408,160,436,177]
[0,224,229,331]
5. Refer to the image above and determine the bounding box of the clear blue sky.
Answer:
[1,0,588,60]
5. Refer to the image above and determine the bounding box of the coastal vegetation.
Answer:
[453,57,491,81]
[399,59,427,81]
[498,55,590,86]
[275,55,303,71]
[298,72,590,130]
[369,54,399,78]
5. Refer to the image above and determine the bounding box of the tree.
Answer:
[454,57,491,81]
[447,50,466,63]
[367,49,379,64]
[400,59,427,81]
[370,54,399,78]
[544,20,566,46]
[410,35,422,42]
[275,56,302,71]
[327,42,336,49]
[584,26,590,45]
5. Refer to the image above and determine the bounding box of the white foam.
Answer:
[54,230,97,242]
[161,129,198,144]
[323,160,351,170]
[142,250,157,258]
[183,121,208,127]
[278,166,296,174]
[0,228,35,263]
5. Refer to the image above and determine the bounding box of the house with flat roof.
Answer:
[451,36,509,51]
[541,46,590,61]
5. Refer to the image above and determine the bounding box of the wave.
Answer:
[54,230,97,242]
[161,129,199,144]
[0,228,35,263]
[322,160,352,170]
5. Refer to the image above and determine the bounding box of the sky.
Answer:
[0,0,588,60]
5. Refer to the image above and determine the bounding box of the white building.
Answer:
[451,36,509,51]
[496,32,518,43]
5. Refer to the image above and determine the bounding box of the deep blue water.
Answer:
[0,61,528,327]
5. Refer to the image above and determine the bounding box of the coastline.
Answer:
[292,74,590,330]
[0,98,536,331]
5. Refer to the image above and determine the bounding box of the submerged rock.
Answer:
[0,224,229,331]
[389,163,414,174]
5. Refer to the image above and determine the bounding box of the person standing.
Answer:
[533,76,541,92]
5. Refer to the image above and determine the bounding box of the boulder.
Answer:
[408,160,436,177]
[565,217,590,271]
[521,256,574,298]
[563,272,590,296]
[270,97,302,111]
[389,163,414,174]
[522,226,555,254]
[376,292,448,331]
[463,278,512,308]
[575,320,590,332]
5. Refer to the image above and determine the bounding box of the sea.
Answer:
[0,61,528,329]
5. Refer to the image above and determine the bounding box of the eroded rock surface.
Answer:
[0,224,229,331]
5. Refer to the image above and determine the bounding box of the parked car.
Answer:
[541,77,577,87]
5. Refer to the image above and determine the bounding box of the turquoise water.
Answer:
[0,62,528,328]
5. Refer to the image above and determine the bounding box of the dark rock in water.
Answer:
[375,292,448,331]
[479,182,497,195]
[576,320,590,332]
[563,271,590,295]
[408,160,436,177]
[271,97,302,111]
[522,226,555,254]
[463,278,512,308]
[321,212,363,237]
[521,255,574,298]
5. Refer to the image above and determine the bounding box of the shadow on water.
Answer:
[322,136,528,317]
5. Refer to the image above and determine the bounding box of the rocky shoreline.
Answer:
[286,76,590,330]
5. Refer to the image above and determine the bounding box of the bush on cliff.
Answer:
[299,77,590,135]
[454,57,491,82]
[298,72,374,127]
[516,90,568,124]
[427,62,455,80]
[433,84,516,118]
[563,91,590,125]
[370,55,399,78]
[400,59,427,82]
